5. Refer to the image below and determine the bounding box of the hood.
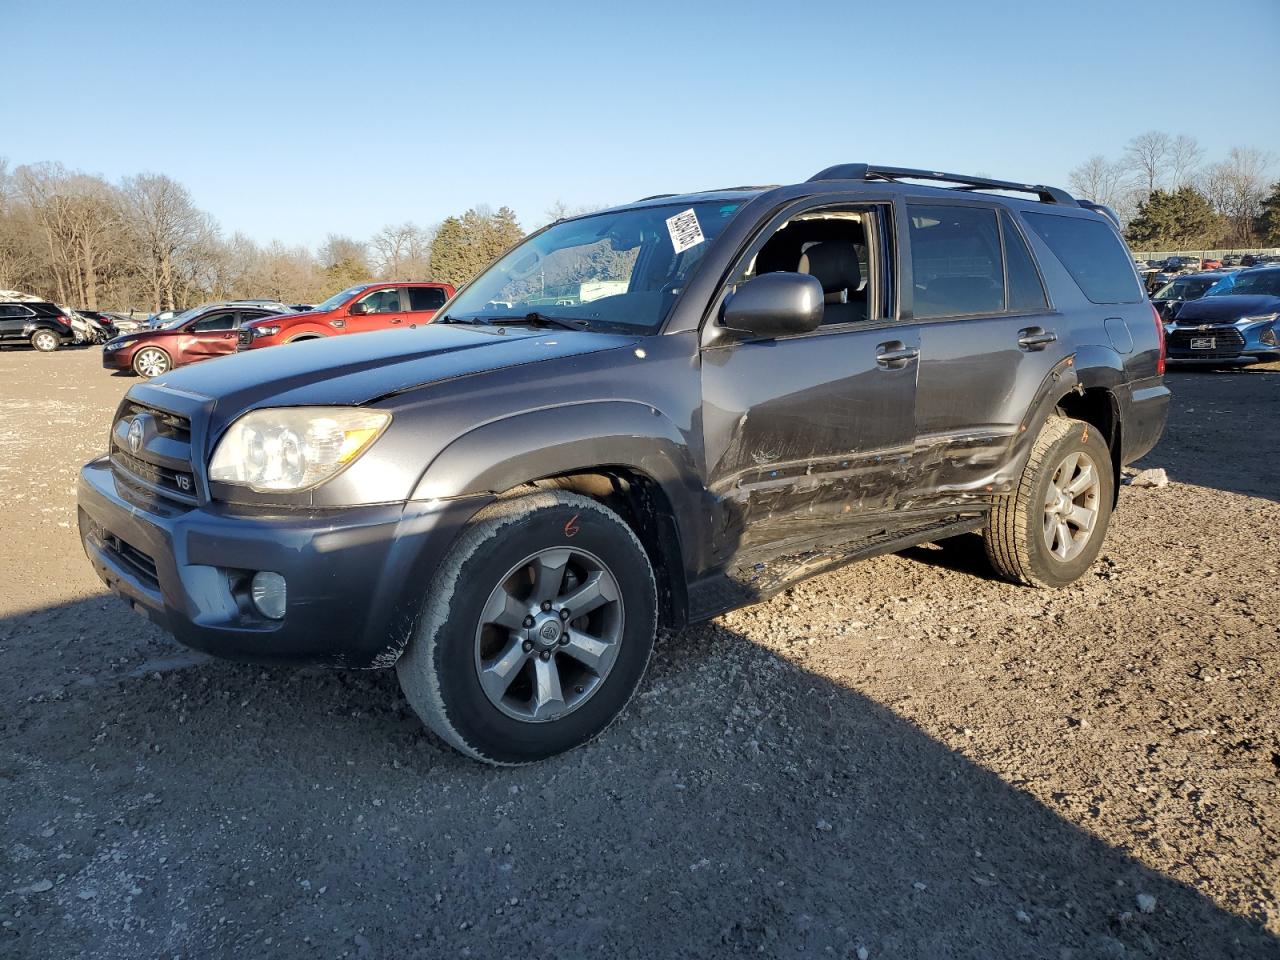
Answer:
[151,323,639,420]
[1174,294,1280,323]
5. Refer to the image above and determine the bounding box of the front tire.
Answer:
[397,491,657,765]
[984,415,1114,588]
[31,330,60,352]
[132,347,171,378]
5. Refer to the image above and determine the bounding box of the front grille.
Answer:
[119,401,191,443]
[1168,327,1246,358]
[111,450,198,503]
[110,401,199,506]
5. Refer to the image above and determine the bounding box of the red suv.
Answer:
[238,281,454,350]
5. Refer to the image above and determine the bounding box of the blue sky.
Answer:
[4,0,1278,247]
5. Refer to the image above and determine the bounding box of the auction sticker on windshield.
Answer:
[666,208,705,254]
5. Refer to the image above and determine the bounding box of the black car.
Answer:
[78,162,1168,764]
[0,300,77,351]
[1151,270,1237,320]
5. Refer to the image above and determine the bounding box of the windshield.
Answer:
[1211,270,1280,297]
[160,305,205,329]
[445,200,744,332]
[1155,277,1215,300]
[313,284,371,313]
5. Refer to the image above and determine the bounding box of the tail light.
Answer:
[1151,303,1166,376]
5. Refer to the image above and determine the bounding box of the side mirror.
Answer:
[719,272,824,341]
[348,301,367,316]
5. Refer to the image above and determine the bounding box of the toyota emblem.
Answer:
[127,417,144,454]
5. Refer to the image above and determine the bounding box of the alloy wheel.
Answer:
[33,331,57,351]
[135,348,169,378]
[1042,451,1101,562]
[474,547,624,722]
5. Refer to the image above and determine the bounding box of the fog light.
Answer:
[250,571,287,620]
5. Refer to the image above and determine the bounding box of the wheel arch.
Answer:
[412,401,707,629]
[1016,347,1126,506]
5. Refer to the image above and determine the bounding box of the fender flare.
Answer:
[283,324,331,342]
[411,400,708,570]
[1010,345,1125,493]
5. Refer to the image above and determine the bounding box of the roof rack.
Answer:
[807,163,1076,205]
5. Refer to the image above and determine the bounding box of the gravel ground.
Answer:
[1,347,1277,959]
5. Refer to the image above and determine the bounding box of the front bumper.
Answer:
[77,457,489,667]
[1166,318,1280,363]
[102,347,136,370]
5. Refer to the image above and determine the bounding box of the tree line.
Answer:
[1067,132,1279,250]
[0,157,530,312]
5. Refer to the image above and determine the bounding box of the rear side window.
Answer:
[908,205,1004,318]
[408,287,447,311]
[1001,212,1049,313]
[0,304,35,318]
[1022,212,1141,304]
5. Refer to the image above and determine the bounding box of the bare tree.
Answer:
[121,173,214,312]
[1169,134,1204,188]
[1201,147,1275,246]
[371,222,435,279]
[1124,131,1173,196]
[1068,156,1131,208]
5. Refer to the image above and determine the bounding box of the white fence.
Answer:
[1132,247,1280,261]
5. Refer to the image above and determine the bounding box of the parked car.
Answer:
[78,162,1168,764]
[236,281,454,350]
[1222,255,1243,267]
[75,310,120,342]
[1166,266,1280,364]
[102,302,290,377]
[1151,270,1237,321]
[103,312,146,334]
[1200,258,1222,270]
[0,299,77,351]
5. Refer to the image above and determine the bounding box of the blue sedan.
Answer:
[1166,267,1280,365]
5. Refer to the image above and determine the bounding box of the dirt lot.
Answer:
[1,347,1277,959]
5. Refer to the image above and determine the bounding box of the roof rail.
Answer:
[807,163,1076,205]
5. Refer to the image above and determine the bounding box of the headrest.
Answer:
[798,242,861,296]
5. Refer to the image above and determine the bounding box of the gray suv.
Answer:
[77,163,1169,764]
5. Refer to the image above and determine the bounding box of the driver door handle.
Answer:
[876,342,919,366]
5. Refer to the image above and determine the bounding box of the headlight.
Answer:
[209,407,390,492]
[106,339,136,352]
[253,325,281,337]
[1240,312,1279,325]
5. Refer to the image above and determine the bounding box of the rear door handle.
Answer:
[876,342,919,366]
[1017,328,1057,350]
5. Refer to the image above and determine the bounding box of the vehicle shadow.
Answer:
[1,595,1273,959]
[1142,369,1279,502]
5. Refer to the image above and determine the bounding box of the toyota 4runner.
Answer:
[78,163,1169,764]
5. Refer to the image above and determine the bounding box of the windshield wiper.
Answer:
[508,311,589,331]
[436,314,494,325]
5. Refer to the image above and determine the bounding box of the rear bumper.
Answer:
[1119,380,1171,465]
[77,457,489,667]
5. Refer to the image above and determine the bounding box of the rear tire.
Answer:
[397,491,657,765]
[984,415,1114,588]
[31,330,60,352]
[132,346,170,378]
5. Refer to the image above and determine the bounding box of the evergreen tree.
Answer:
[1125,187,1220,249]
